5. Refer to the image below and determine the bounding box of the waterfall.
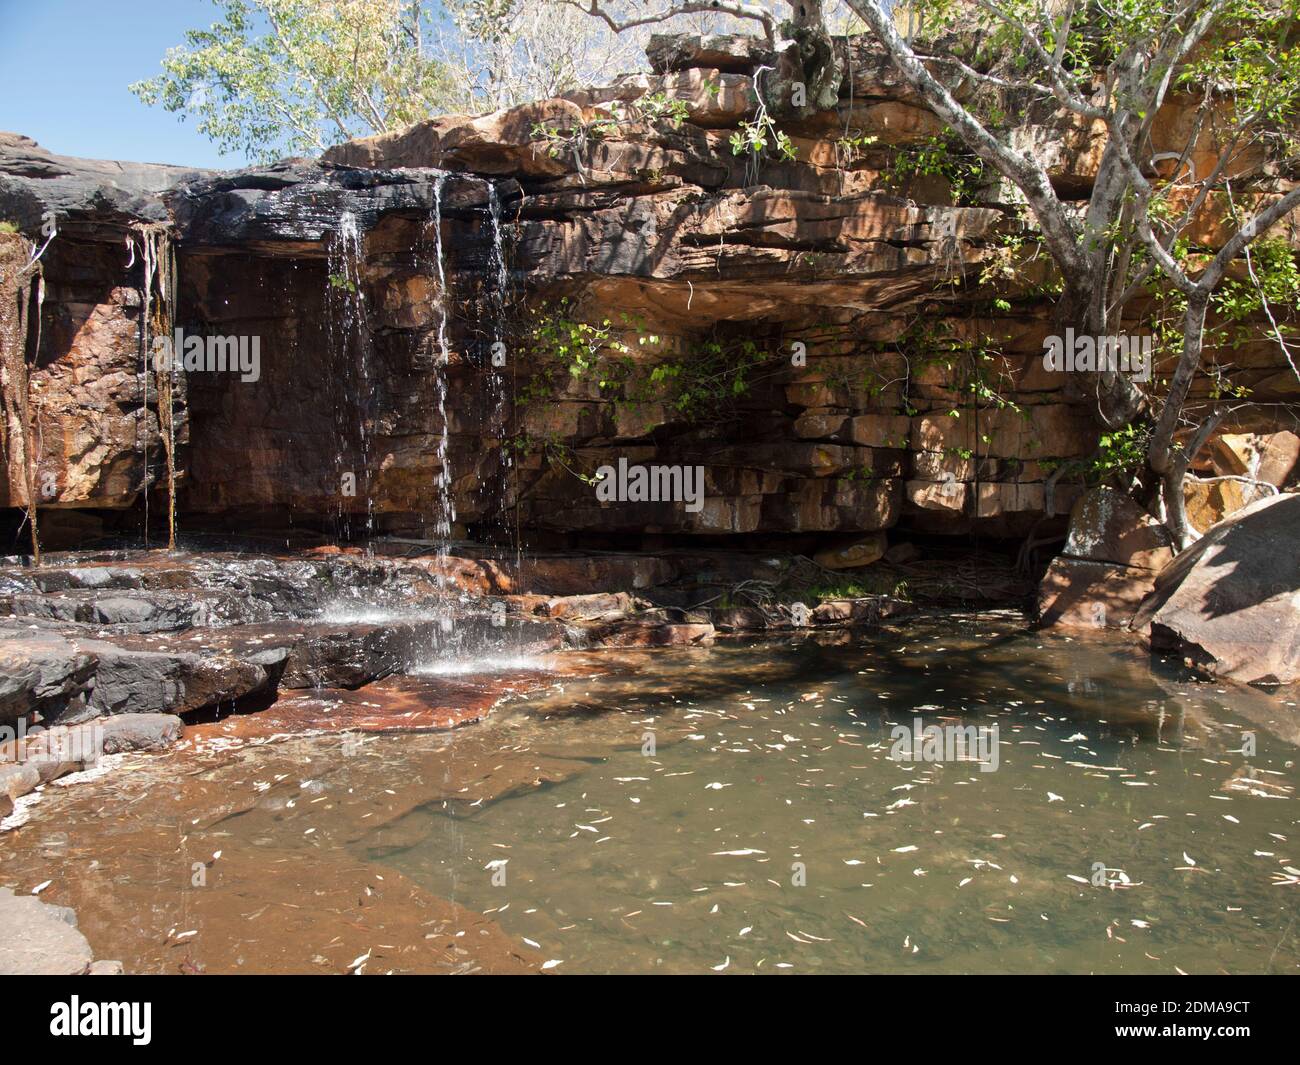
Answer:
[485,182,522,579]
[326,210,374,546]
[430,177,456,640]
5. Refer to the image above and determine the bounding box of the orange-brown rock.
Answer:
[1037,556,1156,631]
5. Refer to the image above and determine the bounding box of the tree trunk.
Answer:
[767,0,841,118]
[1052,281,1146,428]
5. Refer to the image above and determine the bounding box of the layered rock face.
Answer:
[1,35,1297,552]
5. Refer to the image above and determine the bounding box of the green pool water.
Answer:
[369,614,1300,974]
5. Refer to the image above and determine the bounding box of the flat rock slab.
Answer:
[188,670,562,743]
[0,886,93,975]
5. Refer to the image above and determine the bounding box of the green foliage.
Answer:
[528,116,618,160]
[517,299,782,430]
[833,129,879,170]
[506,431,599,483]
[0,221,18,235]
[1087,422,1151,485]
[884,133,986,205]
[1141,235,1299,401]
[805,570,909,601]
[130,0,458,161]
[1215,239,1300,326]
[729,111,796,165]
[632,92,691,127]
[1179,2,1300,159]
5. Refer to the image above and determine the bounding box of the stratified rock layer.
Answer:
[1,32,1297,550]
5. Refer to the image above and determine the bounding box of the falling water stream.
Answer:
[326,210,373,545]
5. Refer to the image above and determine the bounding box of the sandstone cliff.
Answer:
[1,34,1296,555]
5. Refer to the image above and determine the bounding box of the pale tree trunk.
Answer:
[767,0,842,118]
[1148,288,1214,548]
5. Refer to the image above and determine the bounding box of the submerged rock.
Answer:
[97,713,184,754]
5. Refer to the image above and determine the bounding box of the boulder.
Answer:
[98,713,184,754]
[1063,486,1175,571]
[76,639,279,716]
[0,636,95,728]
[1132,493,1300,686]
[1037,556,1155,630]
[0,762,40,801]
[0,887,94,975]
[1208,430,1300,488]
[1184,477,1275,533]
[813,532,887,570]
[1256,431,1300,487]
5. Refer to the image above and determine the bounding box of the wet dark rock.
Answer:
[170,160,498,252]
[269,619,442,689]
[0,588,246,632]
[0,635,95,728]
[75,637,279,716]
[0,131,205,240]
[585,615,715,647]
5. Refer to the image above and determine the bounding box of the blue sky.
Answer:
[0,0,253,168]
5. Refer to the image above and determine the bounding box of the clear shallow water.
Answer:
[369,615,1300,974]
[3,613,1296,975]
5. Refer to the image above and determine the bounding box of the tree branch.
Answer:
[845,0,1089,280]
[560,0,777,42]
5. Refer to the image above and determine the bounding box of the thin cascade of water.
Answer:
[429,177,457,647]
[325,210,374,548]
[484,184,512,544]
[484,182,527,650]
[0,234,42,562]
